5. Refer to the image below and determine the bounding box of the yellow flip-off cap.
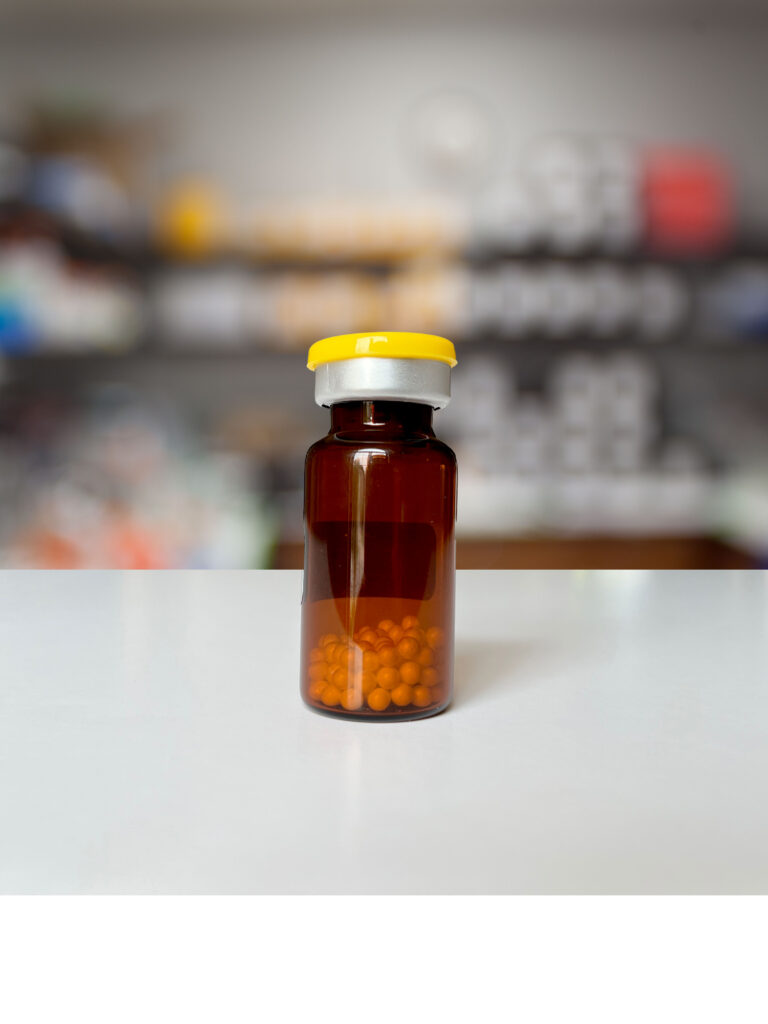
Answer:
[307,332,457,371]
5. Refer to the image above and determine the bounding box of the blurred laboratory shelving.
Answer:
[4,204,768,357]
[2,119,768,567]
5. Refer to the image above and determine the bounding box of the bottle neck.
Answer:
[330,400,434,436]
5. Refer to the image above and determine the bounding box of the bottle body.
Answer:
[301,400,456,720]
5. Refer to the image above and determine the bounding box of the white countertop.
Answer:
[1,570,767,893]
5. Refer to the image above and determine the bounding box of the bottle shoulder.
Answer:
[306,431,456,465]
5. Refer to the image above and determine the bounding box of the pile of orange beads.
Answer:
[306,615,446,714]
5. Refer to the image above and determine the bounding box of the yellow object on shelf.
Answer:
[155,181,229,258]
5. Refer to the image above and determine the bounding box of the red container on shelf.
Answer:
[642,148,734,254]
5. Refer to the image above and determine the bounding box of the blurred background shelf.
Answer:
[4,336,768,360]
[2,1,768,567]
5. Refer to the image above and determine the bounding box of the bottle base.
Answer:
[302,698,451,723]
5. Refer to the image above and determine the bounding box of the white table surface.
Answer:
[1,569,767,894]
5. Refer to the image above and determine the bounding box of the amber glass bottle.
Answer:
[301,333,458,721]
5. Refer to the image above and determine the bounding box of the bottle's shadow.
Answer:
[452,639,541,707]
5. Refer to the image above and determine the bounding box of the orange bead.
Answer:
[378,619,395,633]
[331,666,349,688]
[367,688,391,712]
[360,629,378,646]
[391,683,414,707]
[319,633,339,647]
[309,647,324,663]
[403,628,424,643]
[376,666,400,691]
[388,625,404,644]
[308,680,327,701]
[417,647,434,667]
[362,650,380,672]
[426,627,445,649]
[399,660,421,686]
[340,688,364,711]
[421,667,438,688]
[378,645,398,667]
[397,637,420,661]
[321,685,341,707]
[401,615,421,630]
[412,685,432,707]
[308,662,327,682]
[361,671,378,697]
